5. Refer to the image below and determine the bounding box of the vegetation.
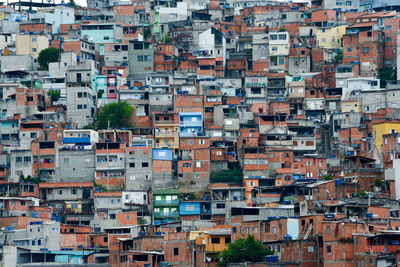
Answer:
[210,168,243,184]
[97,102,134,130]
[160,34,171,44]
[67,0,80,7]
[137,218,147,225]
[374,178,382,188]
[321,174,332,181]
[143,27,152,40]
[48,90,61,102]
[82,123,96,130]
[358,191,366,198]
[19,174,42,184]
[38,47,61,70]
[378,67,397,88]
[217,235,274,267]
[334,51,343,63]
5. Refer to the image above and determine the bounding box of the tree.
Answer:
[38,47,61,70]
[217,235,274,267]
[48,89,61,102]
[374,178,382,188]
[210,168,243,184]
[143,27,152,40]
[97,102,134,129]
[68,0,79,7]
[378,67,397,88]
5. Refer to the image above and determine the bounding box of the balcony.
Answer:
[154,211,179,218]
[179,120,202,127]
[63,137,91,144]
[155,131,177,138]
[370,245,399,253]
[153,199,179,206]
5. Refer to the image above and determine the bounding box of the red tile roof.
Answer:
[94,192,122,197]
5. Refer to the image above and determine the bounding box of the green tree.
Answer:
[374,178,382,188]
[378,67,397,88]
[48,89,61,102]
[217,235,273,267]
[160,34,171,44]
[97,102,134,129]
[322,174,332,181]
[68,0,79,7]
[143,27,152,40]
[38,47,61,70]
[210,168,243,184]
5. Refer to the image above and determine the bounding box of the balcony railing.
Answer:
[154,211,179,218]
[153,199,179,206]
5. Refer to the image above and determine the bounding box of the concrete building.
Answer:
[15,34,48,61]
[29,5,74,34]
[128,40,154,75]
[81,23,123,44]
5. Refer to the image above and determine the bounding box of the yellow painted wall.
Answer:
[316,25,347,49]
[341,100,360,113]
[15,34,49,59]
[373,123,400,154]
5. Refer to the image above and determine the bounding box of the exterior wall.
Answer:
[125,146,153,191]
[128,41,154,75]
[55,150,95,182]
[66,87,96,128]
[15,34,49,60]
[316,25,347,49]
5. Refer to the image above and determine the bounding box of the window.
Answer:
[196,162,201,168]
[327,245,331,254]
[347,48,353,52]
[58,190,62,195]
[71,189,77,194]
[363,47,369,53]
[21,201,26,206]
[270,34,277,40]
[104,36,110,40]
[308,246,315,253]
[233,227,236,234]
[64,158,69,164]
[216,151,222,156]
[246,227,250,234]
[386,37,392,42]
[142,162,149,167]
[77,105,82,109]
[137,55,143,62]
[32,48,36,52]
[78,92,83,98]
[211,237,220,244]
[327,226,330,234]
[216,203,225,209]
[271,47,278,52]
[278,34,287,40]
[109,214,116,219]
[199,140,205,145]
[129,163,135,168]
[278,57,285,65]
[254,227,258,234]
[16,157,22,162]
[32,38,36,42]
[173,247,179,255]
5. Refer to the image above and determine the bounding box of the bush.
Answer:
[210,168,243,184]
[217,235,274,267]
